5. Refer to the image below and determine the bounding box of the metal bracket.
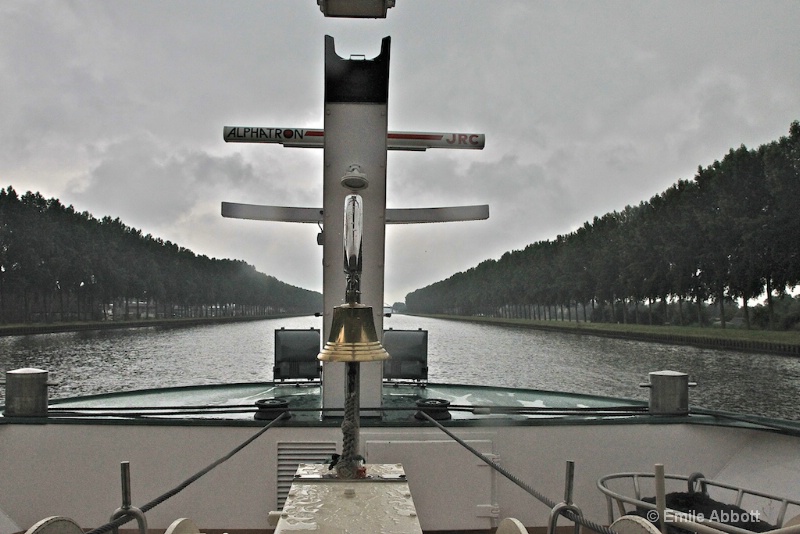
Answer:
[687,471,708,495]
[110,462,147,534]
[476,504,500,518]
[548,461,582,534]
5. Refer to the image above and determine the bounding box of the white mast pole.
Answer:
[321,35,391,413]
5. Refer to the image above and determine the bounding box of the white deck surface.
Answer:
[275,463,423,534]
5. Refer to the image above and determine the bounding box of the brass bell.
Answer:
[318,303,390,362]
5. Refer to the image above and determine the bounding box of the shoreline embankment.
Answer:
[0,315,302,337]
[4,313,799,356]
[413,314,800,356]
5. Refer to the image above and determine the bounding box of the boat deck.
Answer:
[4,382,800,534]
[26,381,653,425]
[5,381,798,436]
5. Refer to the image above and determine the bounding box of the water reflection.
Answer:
[1,315,798,420]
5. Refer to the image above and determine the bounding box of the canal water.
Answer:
[1,315,798,420]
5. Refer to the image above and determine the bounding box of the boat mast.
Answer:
[319,35,392,412]
[221,5,487,415]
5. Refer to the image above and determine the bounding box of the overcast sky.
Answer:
[2,1,799,304]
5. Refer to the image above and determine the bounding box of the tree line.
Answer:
[0,187,321,323]
[406,121,800,330]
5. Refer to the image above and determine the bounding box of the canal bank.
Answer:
[0,314,303,337]
[413,314,800,356]
[4,312,798,356]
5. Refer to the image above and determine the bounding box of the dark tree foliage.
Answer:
[0,188,321,323]
[406,121,800,330]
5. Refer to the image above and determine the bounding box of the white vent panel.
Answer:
[276,441,338,508]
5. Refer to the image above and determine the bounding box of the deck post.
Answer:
[642,370,695,415]
[2,368,51,418]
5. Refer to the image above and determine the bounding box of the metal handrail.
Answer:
[85,411,288,534]
[598,471,800,533]
[419,412,618,534]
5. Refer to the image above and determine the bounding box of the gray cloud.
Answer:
[2,0,799,303]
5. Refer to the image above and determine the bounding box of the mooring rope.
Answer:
[85,411,288,534]
[337,362,361,479]
[418,411,619,534]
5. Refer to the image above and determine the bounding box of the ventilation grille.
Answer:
[276,441,338,508]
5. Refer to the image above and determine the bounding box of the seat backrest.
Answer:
[24,517,84,534]
[496,518,530,534]
[382,329,428,381]
[274,328,321,381]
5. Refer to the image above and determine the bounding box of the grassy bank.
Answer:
[0,314,303,337]
[414,314,800,356]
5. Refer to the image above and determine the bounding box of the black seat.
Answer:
[274,328,321,382]
[382,328,428,383]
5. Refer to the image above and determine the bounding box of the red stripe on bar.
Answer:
[387,133,443,141]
